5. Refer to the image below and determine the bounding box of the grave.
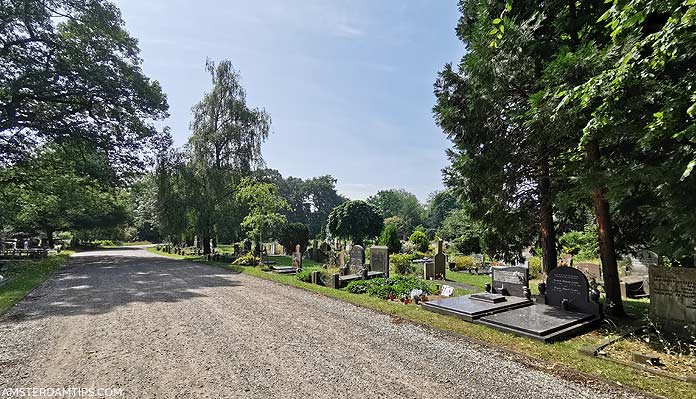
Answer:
[622,249,656,298]
[349,245,365,273]
[422,266,533,322]
[478,266,602,342]
[423,260,435,280]
[649,266,696,338]
[576,262,601,281]
[270,244,301,274]
[433,239,446,280]
[369,246,389,278]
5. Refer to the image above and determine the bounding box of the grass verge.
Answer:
[147,248,694,399]
[0,252,73,315]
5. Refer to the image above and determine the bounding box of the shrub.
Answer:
[390,253,415,275]
[409,230,429,253]
[559,224,598,260]
[345,276,435,299]
[401,241,416,254]
[296,267,320,282]
[452,255,475,271]
[528,256,542,279]
[379,224,402,253]
[232,253,260,266]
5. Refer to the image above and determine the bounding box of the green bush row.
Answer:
[345,276,435,299]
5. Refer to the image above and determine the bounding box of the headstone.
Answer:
[312,239,319,261]
[349,245,365,273]
[472,254,484,265]
[292,244,302,270]
[629,250,658,276]
[423,261,435,280]
[491,266,529,297]
[649,266,696,338]
[23,240,29,250]
[542,266,601,315]
[338,252,346,268]
[243,240,252,254]
[193,236,198,249]
[576,262,601,280]
[209,239,214,253]
[370,246,389,277]
[433,239,446,280]
[233,244,240,257]
[270,242,276,255]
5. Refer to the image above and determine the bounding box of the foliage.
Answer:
[232,253,260,266]
[389,253,416,275]
[278,223,311,254]
[326,200,383,246]
[452,255,475,271]
[379,224,402,254]
[528,257,543,280]
[256,170,347,237]
[156,60,270,252]
[409,230,429,253]
[296,266,320,283]
[559,224,599,260]
[345,276,435,299]
[0,0,168,172]
[236,178,288,242]
[425,190,460,230]
[367,189,424,235]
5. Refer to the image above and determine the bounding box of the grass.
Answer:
[147,248,695,399]
[0,252,73,314]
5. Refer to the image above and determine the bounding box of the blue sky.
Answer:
[115,0,464,201]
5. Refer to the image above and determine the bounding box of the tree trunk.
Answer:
[587,140,624,316]
[46,227,54,248]
[202,233,211,255]
[539,153,558,274]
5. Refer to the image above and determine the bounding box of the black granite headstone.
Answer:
[491,266,529,297]
[544,266,600,316]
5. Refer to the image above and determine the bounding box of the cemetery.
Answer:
[2,0,696,397]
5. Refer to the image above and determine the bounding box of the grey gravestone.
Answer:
[243,240,252,254]
[561,253,573,267]
[649,266,696,338]
[233,244,240,257]
[491,266,529,297]
[576,262,601,280]
[349,245,365,273]
[338,252,346,268]
[292,244,302,270]
[370,246,389,277]
[423,261,435,280]
[312,239,319,261]
[433,239,446,280]
[629,250,657,276]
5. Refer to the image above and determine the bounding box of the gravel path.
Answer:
[0,249,650,398]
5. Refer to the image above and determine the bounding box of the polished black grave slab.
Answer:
[422,294,532,322]
[478,304,601,343]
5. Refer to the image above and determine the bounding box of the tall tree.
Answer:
[326,200,383,246]
[0,0,168,172]
[367,189,424,235]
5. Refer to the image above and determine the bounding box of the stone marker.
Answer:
[423,261,435,280]
[576,262,601,280]
[491,266,529,297]
[338,252,346,268]
[312,239,319,261]
[370,246,389,277]
[561,253,573,267]
[433,239,446,280]
[649,266,696,338]
[233,244,240,257]
[292,244,302,270]
[629,249,658,276]
[541,266,601,315]
[349,245,365,273]
[441,285,454,297]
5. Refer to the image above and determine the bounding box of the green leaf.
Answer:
[681,160,696,180]
[492,18,502,25]
[499,25,505,33]
[489,28,498,35]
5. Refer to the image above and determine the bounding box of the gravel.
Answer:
[0,249,651,398]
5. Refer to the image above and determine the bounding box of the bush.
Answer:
[559,224,598,260]
[390,253,415,275]
[345,276,435,299]
[409,230,429,253]
[528,256,542,279]
[380,224,402,254]
[232,253,260,266]
[401,241,416,254]
[296,267,320,282]
[452,255,475,271]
